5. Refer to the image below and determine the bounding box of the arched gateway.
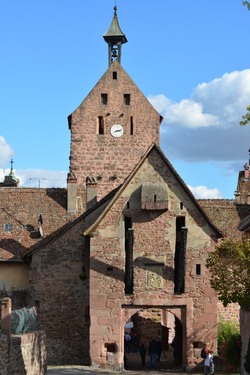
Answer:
[123,307,185,371]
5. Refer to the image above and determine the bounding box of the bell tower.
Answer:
[103,6,127,66]
[67,6,162,213]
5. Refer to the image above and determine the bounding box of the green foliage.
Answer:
[218,319,241,371]
[206,239,250,308]
[242,1,250,10]
[240,105,250,126]
[218,319,240,349]
[245,337,250,373]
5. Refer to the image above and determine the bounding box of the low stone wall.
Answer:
[0,332,9,375]
[0,331,46,375]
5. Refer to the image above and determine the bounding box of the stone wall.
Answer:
[0,332,9,375]
[29,219,90,365]
[0,331,46,375]
[217,301,240,322]
[10,331,46,375]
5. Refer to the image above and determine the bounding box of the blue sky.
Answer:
[1,0,250,198]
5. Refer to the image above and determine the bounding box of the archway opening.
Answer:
[123,308,183,372]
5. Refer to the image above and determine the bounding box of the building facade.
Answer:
[1,5,249,372]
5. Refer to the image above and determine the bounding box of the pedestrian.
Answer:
[157,337,162,362]
[148,337,158,369]
[204,347,214,375]
[140,343,147,367]
[124,332,131,353]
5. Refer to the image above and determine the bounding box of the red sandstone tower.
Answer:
[67,6,163,213]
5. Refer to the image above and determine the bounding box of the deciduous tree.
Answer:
[206,239,250,308]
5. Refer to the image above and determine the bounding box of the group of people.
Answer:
[140,337,162,369]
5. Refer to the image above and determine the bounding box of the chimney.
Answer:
[67,170,78,214]
[244,162,249,179]
[86,176,98,210]
[1,298,12,333]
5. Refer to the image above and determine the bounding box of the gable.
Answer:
[84,143,222,238]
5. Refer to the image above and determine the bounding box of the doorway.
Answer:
[123,307,184,372]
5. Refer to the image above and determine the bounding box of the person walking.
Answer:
[156,337,162,362]
[139,343,147,367]
[148,337,158,370]
[204,347,214,375]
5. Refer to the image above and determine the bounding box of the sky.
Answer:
[1,0,250,199]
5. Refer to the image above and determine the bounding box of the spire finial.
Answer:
[10,157,14,175]
[103,4,127,66]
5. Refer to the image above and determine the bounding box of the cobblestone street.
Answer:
[47,366,187,375]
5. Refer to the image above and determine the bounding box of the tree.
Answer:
[206,239,250,308]
[242,1,250,10]
[240,105,250,126]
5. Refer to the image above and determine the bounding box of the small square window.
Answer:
[4,223,12,232]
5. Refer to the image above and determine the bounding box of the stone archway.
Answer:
[122,306,185,372]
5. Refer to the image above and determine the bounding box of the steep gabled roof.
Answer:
[68,59,162,125]
[84,143,223,237]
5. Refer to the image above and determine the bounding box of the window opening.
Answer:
[180,202,183,209]
[101,93,108,105]
[97,116,104,134]
[112,71,117,79]
[196,264,201,275]
[130,116,134,135]
[124,94,130,105]
[4,223,12,232]
[174,216,187,294]
[124,216,133,295]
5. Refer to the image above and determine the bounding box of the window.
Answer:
[196,264,201,275]
[174,216,187,294]
[97,116,104,134]
[112,71,117,79]
[124,94,130,105]
[101,93,108,105]
[130,116,134,135]
[4,223,12,232]
[124,216,133,295]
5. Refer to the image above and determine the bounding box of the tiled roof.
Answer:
[1,186,250,261]
[198,199,250,239]
[0,188,71,260]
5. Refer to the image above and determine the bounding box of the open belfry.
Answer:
[1,5,249,372]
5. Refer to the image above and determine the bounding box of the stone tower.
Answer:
[67,6,163,213]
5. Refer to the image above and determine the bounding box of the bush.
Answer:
[218,319,241,371]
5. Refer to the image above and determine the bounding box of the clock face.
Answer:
[110,124,124,137]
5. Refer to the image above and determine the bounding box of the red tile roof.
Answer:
[0,188,71,260]
[198,199,250,239]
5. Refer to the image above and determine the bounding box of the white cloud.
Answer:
[188,185,223,199]
[148,69,250,163]
[149,69,250,130]
[0,136,13,168]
